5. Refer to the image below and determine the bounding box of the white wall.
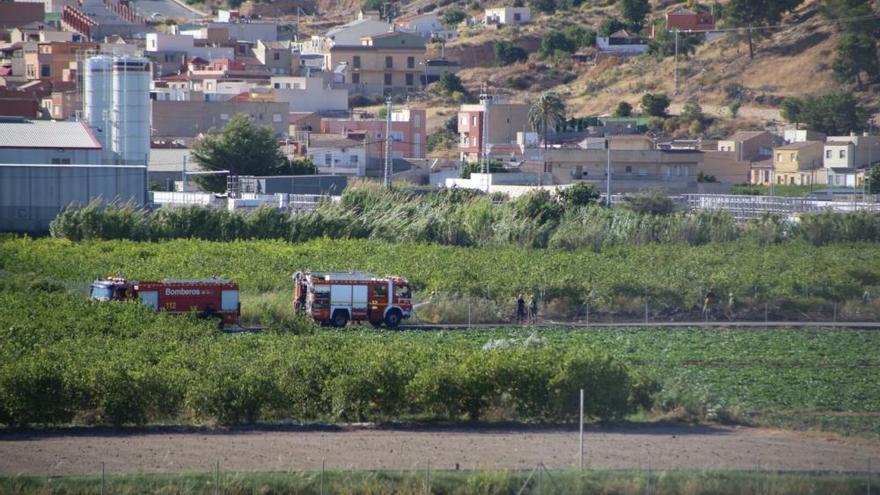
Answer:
[309,146,366,176]
[597,37,649,54]
[146,33,193,53]
[272,76,349,112]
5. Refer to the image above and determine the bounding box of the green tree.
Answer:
[495,41,529,65]
[529,92,567,150]
[832,32,880,87]
[724,0,804,57]
[283,158,318,175]
[614,101,633,117]
[680,99,704,125]
[641,93,670,117]
[868,164,880,194]
[781,97,803,128]
[434,72,465,95]
[648,22,701,58]
[563,25,596,48]
[618,0,650,30]
[539,30,577,58]
[786,92,870,135]
[599,18,628,36]
[558,181,600,208]
[442,9,466,25]
[528,0,557,13]
[191,114,286,192]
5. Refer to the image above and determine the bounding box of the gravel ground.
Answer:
[2,424,878,476]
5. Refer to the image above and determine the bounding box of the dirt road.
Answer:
[2,424,877,476]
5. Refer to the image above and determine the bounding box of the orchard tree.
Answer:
[724,0,803,57]
[495,41,529,65]
[780,92,870,135]
[832,33,880,87]
[191,114,286,192]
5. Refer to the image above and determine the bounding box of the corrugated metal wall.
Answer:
[0,164,147,233]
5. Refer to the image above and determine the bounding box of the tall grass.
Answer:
[3,469,877,495]
[47,185,880,248]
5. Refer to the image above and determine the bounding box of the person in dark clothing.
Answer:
[529,294,538,324]
[516,294,526,323]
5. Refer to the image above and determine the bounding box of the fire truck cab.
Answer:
[293,271,413,328]
[90,277,241,326]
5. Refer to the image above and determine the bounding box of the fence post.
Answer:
[425,461,430,495]
[868,457,871,495]
[586,302,589,325]
[321,458,325,495]
[101,462,105,495]
[833,303,838,323]
[215,460,219,495]
[579,388,584,472]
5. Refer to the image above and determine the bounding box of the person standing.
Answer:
[529,294,539,324]
[516,294,526,324]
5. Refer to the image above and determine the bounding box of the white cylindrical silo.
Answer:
[83,55,112,151]
[111,56,150,165]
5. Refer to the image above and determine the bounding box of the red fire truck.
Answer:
[292,271,413,328]
[89,277,241,326]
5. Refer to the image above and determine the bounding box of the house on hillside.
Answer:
[483,7,531,25]
[717,130,775,162]
[325,31,426,96]
[597,30,648,55]
[772,141,824,185]
[396,12,457,40]
[665,7,715,32]
[307,134,367,176]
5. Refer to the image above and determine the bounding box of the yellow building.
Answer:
[772,141,824,186]
[325,31,426,96]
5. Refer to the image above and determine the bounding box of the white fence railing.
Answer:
[683,194,880,221]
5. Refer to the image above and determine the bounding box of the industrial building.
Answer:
[0,118,103,164]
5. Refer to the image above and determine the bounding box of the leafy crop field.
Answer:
[2,236,879,321]
[1,236,878,435]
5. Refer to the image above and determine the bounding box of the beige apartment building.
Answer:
[771,141,824,185]
[326,31,426,95]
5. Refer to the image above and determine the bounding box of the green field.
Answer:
[1,236,879,435]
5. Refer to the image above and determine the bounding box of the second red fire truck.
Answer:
[292,271,413,328]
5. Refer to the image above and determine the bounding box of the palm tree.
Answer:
[528,92,567,152]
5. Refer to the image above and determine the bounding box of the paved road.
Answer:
[133,0,204,20]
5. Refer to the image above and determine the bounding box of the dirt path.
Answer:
[2,424,878,476]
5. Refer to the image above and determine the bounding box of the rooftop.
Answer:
[775,141,823,151]
[309,134,364,149]
[723,130,768,141]
[0,119,101,149]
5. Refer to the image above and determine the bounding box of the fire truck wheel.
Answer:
[384,309,402,329]
[331,310,349,328]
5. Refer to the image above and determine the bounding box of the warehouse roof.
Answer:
[0,118,102,149]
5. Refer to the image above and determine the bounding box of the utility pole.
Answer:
[673,28,679,96]
[605,137,612,206]
[384,96,392,189]
[479,85,492,192]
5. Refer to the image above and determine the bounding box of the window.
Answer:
[625,165,632,173]
[273,52,280,61]
[826,149,832,158]
[351,73,360,84]
[350,155,358,164]
[514,12,521,21]
[405,73,414,85]
[325,154,332,165]
[385,56,393,68]
[790,153,795,161]
[273,113,282,123]
[407,56,415,68]
[353,55,361,68]
[776,153,782,163]
[840,149,846,159]
[384,73,392,85]
[274,82,280,88]
[40,64,50,78]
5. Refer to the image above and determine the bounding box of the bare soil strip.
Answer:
[2,424,879,476]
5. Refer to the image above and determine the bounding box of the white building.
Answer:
[783,128,826,143]
[823,134,880,169]
[307,134,367,176]
[396,12,457,40]
[484,7,531,25]
[145,33,235,61]
[597,30,648,55]
[180,22,278,43]
[271,76,349,112]
[0,119,103,164]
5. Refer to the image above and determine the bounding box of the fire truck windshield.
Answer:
[90,285,113,301]
[398,285,411,299]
